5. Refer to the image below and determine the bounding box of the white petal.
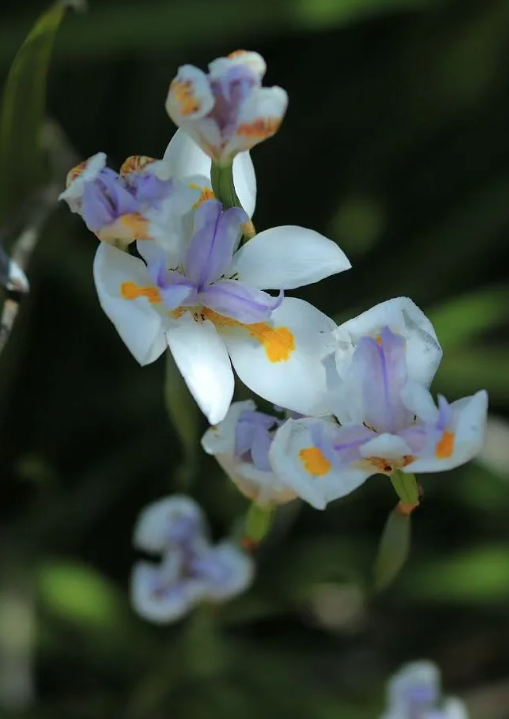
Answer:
[166,65,215,124]
[166,313,234,424]
[208,51,266,81]
[404,390,488,473]
[232,151,257,218]
[360,433,413,460]
[230,226,351,290]
[133,496,206,553]
[401,382,440,424]
[220,298,337,416]
[386,661,440,713]
[93,244,167,365]
[442,699,469,719]
[163,129,256,217]
[269,418,371,510]
[202,541,255,601]
[59,152,106,209]
[334,297,442,387]
[130,557,202,624]
[201,399,296,505]
[163,129,212,184]
[225,86,288,157]
[201,400,256,456]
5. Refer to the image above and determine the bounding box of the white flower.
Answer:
[166,50,287,164]
[130,495,254,624]
[59,129,256,248]
[94,199,350,423]
[380,661,469,719]
[269,300,488,509]
[201,400,297,506]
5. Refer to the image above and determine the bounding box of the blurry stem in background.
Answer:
[0,119,78,362]
[374,503,412,591]
[0,551,35,712]
[211,162,256,241]
[164,352,201,491]
[242,501,276,550]
[126,605,226,719]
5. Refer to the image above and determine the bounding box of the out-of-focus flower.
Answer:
[380,661,469,719]
[201,400,297,506]
[269,301,487,509]
[59,130,256,248]
[166,50,288,165]
[95,199,350,423]
[131,495,254,624]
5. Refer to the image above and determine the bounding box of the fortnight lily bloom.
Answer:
[202,400,297,506]
[95,199,350,423]
[166,50,288,164]
[269,300,487,509]
[131,495,254,624]
[381,661,468,719]
[59,129,256,248]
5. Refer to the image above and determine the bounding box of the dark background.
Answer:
[0,0,508,716]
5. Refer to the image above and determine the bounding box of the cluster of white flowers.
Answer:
[60,50,487,621]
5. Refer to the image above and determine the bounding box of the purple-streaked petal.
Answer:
[353,326,410,434]
[128,173,174,205]
[250,426,273,472]
[199,279,282,323]
[160,277,196,310]
[185,202,247,287]
[436,394,452,431]
[235,409,274,456]
[81,168,139,231]
[309,420,375,468]
[145,258,197,310]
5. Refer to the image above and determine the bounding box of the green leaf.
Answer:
[435,348,509,401]
[400,546,509,603]
[37,558,127,629]
[428,287,509,352]
[373,506,411,591]
[0,0,79,227]
[164,351,200,488]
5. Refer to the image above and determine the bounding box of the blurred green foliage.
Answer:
[1,0,509,718]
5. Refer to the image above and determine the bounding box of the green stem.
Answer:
[390,470,419,506]
[245,501,275,543]
[211,162,242,210]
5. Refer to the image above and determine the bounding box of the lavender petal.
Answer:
[199,279,282,323]
[184,202,247,287]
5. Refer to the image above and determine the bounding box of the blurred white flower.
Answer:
[380,661,469,719]
[131,495,254,624]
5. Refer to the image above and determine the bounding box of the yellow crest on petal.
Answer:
[120,155,156,176]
